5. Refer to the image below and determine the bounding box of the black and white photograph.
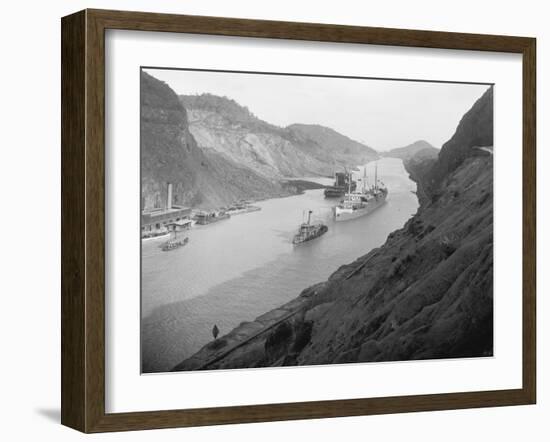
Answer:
[1,0,545,438]
[140,68,494,374]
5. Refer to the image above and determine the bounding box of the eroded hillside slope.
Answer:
[181,94,378,179]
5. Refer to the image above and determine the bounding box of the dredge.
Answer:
[324,171,357,198]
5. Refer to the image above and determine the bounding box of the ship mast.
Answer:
[374,162,378,191]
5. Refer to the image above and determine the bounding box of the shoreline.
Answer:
[182,177,332,226]
[140,178,328,241]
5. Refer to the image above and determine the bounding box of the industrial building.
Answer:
[141,182,192,238]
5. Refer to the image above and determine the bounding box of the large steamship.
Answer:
[334,163,388,222]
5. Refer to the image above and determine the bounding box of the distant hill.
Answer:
[383,140,439,161]
[180,94,378,179]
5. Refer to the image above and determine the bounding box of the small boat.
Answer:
[161,237,189,251]
[160,228,189,252]
[292,210,328,245]
[161,236,189,252]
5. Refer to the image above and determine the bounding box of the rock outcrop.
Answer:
[174,86,494,371]
[426,87,493,191]
[402,148,439,206]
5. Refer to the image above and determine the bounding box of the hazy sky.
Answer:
[144,68,490,151]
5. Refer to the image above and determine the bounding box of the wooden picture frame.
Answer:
[61,8,536,433]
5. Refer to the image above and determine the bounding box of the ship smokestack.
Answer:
[166,182,173,209]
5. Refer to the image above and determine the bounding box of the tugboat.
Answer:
[160,226,189,252]
[292,210,328,245]
[334,163,388,222]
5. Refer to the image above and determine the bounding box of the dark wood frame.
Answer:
[61,8,536,433]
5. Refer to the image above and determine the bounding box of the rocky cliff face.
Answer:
[141,73,291,209]
[400,147,439,206]
[427,87,493,191]
[180,94,378,179]
[174,87,494,371]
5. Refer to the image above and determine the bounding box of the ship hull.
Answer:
[334,194,387,222]
[324,188,345,198]
[292,225,328,244]
[324,183,357,198]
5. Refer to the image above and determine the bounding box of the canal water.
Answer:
[141,158,418,373]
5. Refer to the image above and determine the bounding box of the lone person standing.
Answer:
[212,324,219,340]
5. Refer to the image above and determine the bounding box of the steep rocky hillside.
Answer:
[383,140,439,161]
[174,87,494,371]
[180,94,378,179]
[401,147,439,205]
[141,72,291,209]
[427,86,493,191]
